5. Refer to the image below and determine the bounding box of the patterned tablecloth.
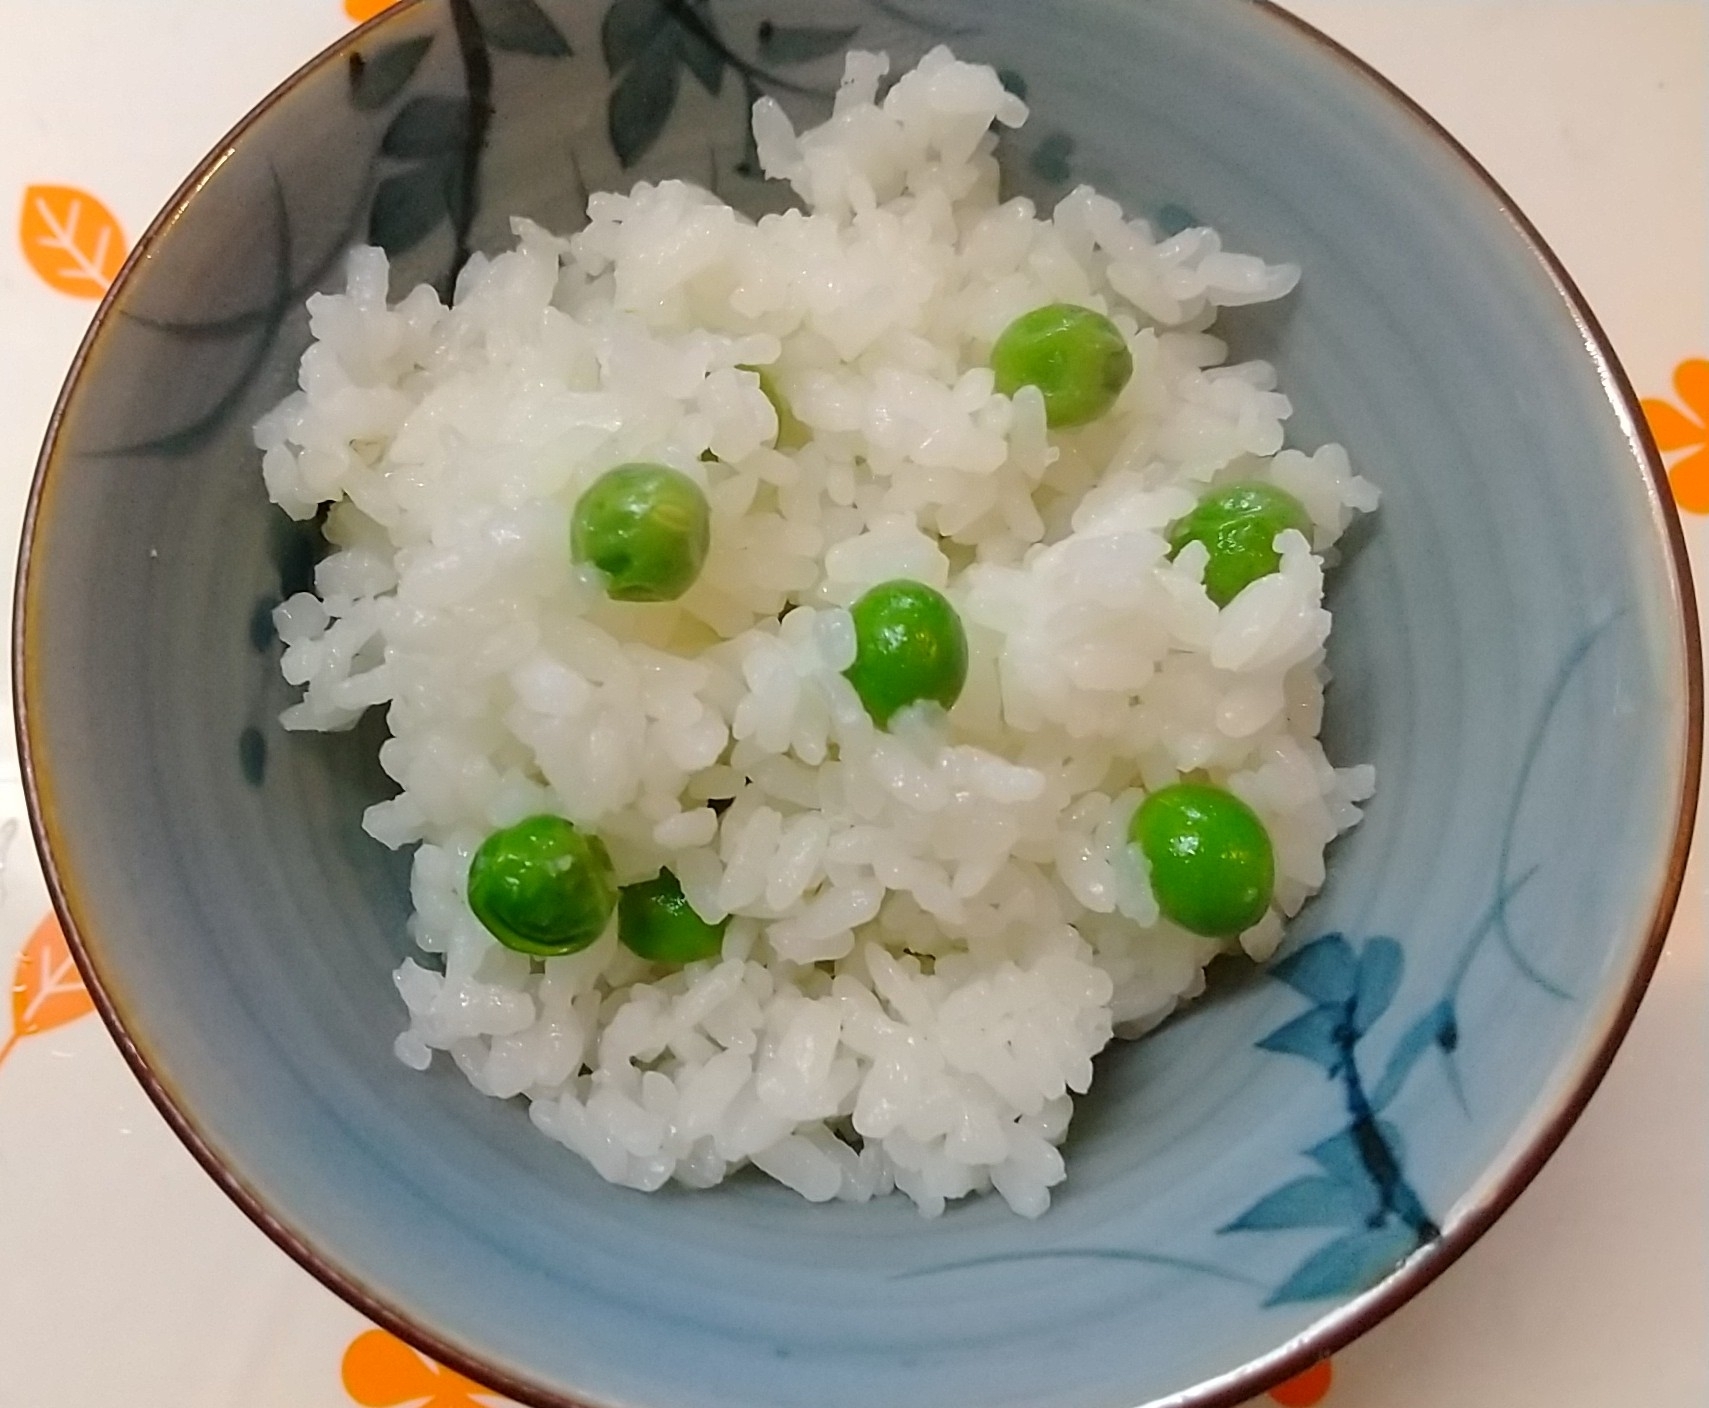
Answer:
[1,3,1703,1405]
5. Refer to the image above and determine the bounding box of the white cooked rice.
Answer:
[255,47,1378,1218]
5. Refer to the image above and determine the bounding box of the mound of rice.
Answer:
[255,47,1377,1217]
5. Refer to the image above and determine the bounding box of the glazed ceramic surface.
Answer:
[17,1,1698,1406]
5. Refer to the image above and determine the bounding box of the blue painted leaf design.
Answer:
[1030,132,1074,184]
[1388,1170,1435,1237]
[349,36,434,111]
[1371,1001,1453,1111]
[1270,934,1358,1005]
[609,25,682,167]
[1256,1005,1347,1073]
[382,96,469,158]
[473,0,572,56]
[997,67,1028,100]
[1352,937,1403,1034]
[756,20,859,64]
[1264,1223,1419,1306]
[1307,1123,1404,1189]
[1436,1007,1458,1051]
[1221,1175,1377,1233]
[1443,1043,1469,1115]
[370,162,450,257]
[603,0,667,72]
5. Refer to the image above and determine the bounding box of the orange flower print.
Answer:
[343,1328,506,1407]
[19,184,127,298]
[346,0,397,21]
[0,912,95,1071]
[1643,358,1709,514]
[1268,1358,1334,1406]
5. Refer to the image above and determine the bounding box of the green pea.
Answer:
[571,463,711,602]
[1128,783,1274,939]
[467,815,617,956]
[990,303,1134,428]
[618,868,728,965]
[843,579,969,728]
[1167,482,1312,607]
[743,365,810,450]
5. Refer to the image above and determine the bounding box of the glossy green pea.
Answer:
[1128,783,1274,939]
[742,364,810,450]
[843,579,969,728]
[990,303,1134,428]
[571,463,711,602]
[618,868,728,965]
[1167,482,1312,607]
[467,815,617,956]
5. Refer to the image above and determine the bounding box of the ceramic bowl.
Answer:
[17,1,1700,1405]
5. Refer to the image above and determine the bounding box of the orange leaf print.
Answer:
[1646,398,1703,454]
[346,0,397,21]
[1268,1358,1334,1407]
[0,912,94,1071]
[343,1328,502,1408]
[19,185,127,298]
[1643,358,1709,514]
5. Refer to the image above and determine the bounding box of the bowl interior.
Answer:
[20,1,1695,1406]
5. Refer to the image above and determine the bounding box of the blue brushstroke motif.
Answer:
[1029,132,1075,185]
[892,1247,1262,1287]
[1154,202,1198,236]
[881,617,1615,1302]
[1223,617,1616,1305]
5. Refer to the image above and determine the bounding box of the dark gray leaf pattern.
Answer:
[96,171,298,459]
[1029,131,1074,185]
[349,35,435,110]
[755,21,859,64]
[441,156,471,254]
[370,161,452,256]
[271,514,322,599]
[238,727,268,787]
[678,19,727,94]
[382,95,471,158]
[472,0,573,56]
[249,597,278,652]
[734,72,764,178]
[603,0,668,72]
[609,24,683,167]
[1155,203,1198,237]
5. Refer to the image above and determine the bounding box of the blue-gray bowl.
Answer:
[17,2,1699,1405]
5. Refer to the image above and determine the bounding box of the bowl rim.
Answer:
[13,2,1702,1405]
